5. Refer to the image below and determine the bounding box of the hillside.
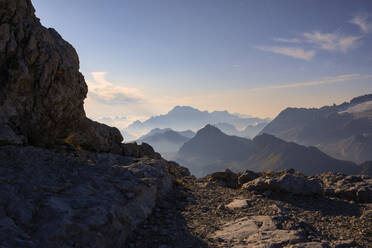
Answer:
[261,94,372,163]
[176,125,360,177]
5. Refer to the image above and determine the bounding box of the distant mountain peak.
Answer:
[125,106,269,139]
[169,106,203,113]
[197,124,225,136]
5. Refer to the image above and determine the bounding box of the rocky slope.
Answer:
[0,145,188,247]
[127,169,372,247]
[0,0,184,246]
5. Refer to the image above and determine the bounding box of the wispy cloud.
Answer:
[256,46,315,61]
[350,13,372,33]
[273,37,302,43]
[249,74,372,91]
[87,72,144,105]
[260,14,371,59]
[303,31,361,52]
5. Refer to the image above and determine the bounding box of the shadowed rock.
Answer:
[0,0,124,153]
[242,171,323,195]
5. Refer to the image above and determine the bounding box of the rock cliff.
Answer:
[0,0,126,153]
[0,0,178,246]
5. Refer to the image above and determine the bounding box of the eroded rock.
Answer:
[0,0,124,153]
[225,198,249,210]
[242,171,322,195]
[0,145,174,247]
[212,215,304,247]
[238,169,260,185]
[316,173,372,203]
[207,169,238,188]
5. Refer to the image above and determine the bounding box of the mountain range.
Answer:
[261,94,372,163]
[124,106,270,140]
[214,122,267,138]
[136,128,195,158]
[176,125,361,177]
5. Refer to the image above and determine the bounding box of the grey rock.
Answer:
[0,145,176,247]
[212,215,304,247]
[242,171,322,195]
[0,0,125,153]
[316,173,372,203]
[207,169,239,189]
[286,242,330,248]
[225,198,249,210]
[238,170,260,185]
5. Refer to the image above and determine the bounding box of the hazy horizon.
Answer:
[32,0,372,128]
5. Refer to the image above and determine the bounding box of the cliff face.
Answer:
[0,0,123,152]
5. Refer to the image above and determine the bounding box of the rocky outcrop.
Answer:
[206,169,239,188]
[238,170,260,185]
[316,173,372,203]
[0,0,126,153]
[212,215,305,247]
[202,168,372,204]
[0,0,182,246]
[0,145,179,247]
[242,170,323,195]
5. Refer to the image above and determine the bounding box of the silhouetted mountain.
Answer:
[124,106,269,139]
[176,125,360,177]
[178,130,196,139]
[213,121,268,138]
[178,125,254,161]
[261,94,372,163]
[136,129,194,158]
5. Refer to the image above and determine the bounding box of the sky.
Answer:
[32,0,372,129]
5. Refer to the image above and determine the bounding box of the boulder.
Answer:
[238,170,260,185]
[207,168,239,188]
[242,171,322,195]
[165,161,191,179]
[122,142,161,159]
[212,216,305,247]
[316,173,372,203]
[225,198,249,210]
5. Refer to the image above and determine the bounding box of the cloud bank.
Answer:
[87,72,144,105]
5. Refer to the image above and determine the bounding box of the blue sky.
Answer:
[32,0,372,128]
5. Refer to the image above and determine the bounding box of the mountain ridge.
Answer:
[260,94,372,163]
[124,106,270,139]
[177,125,361,177]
